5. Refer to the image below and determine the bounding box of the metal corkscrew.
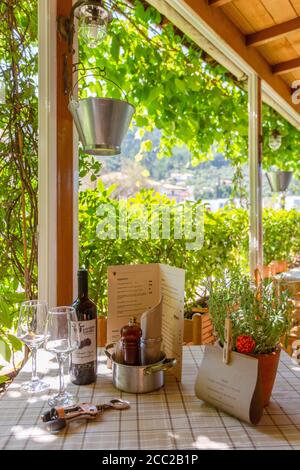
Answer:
[41,398,130,432]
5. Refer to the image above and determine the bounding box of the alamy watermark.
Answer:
[96,199,204,251]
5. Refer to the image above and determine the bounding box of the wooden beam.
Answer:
[57,0,74,305]
[208,0,234,7]
[273,57,300,75]
[246,17,300,47]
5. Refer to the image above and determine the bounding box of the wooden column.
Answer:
[56,0,74,305]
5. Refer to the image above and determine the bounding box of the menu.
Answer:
[195,345,263,424]
[107,263,185,380]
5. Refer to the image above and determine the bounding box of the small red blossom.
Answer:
[236,335,256,354]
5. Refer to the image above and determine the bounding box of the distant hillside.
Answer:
[99,127,300,200]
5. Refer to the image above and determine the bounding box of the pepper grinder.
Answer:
[120,317,142,366]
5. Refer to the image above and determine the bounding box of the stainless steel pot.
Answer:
[104,343,176,394]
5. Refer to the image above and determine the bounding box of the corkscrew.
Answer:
[41,398,130,432]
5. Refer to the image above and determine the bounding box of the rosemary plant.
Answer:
[208,271,293,354]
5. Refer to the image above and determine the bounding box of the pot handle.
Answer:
[104,343,115,361]
[70,70,128,102]
[143,358,177,376]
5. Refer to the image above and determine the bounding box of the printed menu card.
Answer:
[107,263,185,380]
[195,345,264,424]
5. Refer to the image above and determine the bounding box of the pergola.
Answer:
[38,0,300,307]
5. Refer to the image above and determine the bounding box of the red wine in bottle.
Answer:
[70,268,97,385]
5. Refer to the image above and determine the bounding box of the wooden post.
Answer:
[56,0,74,305]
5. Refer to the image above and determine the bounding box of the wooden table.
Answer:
[1,346,300,450]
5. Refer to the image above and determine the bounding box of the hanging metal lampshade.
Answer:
[266,171,293,192]
[69,75,135,156]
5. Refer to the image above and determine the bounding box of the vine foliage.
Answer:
[0,0,38,374]
[80,0,300,174]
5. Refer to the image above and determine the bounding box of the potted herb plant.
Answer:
[208,271,293,406]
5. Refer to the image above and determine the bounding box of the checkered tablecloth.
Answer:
[1,346,300,450]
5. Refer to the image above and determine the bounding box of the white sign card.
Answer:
[107,263,185,380]
[195,345,263,424]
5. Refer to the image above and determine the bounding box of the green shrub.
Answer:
[79,186,300,317]
[263,208,300,264]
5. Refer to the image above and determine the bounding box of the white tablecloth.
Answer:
[1,347,300,450]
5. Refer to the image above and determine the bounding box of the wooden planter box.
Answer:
[98,310,214,347]
[183,308,214,345]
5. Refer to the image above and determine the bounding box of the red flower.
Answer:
[236,335,256,354]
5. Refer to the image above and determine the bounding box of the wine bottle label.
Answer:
[71,319,96,365]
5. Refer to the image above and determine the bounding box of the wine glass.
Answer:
[17,300,50,393]
[44,306,80,407]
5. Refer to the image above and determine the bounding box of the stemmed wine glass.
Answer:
[17,300,50,393]
[44,306,80,407]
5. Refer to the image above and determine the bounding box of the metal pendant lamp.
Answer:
[266,171,293,193]
[69,75,135,156]
[266,131,293,193]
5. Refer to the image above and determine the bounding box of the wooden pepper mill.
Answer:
[120,317,142,366]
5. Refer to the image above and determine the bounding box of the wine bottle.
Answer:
[70,268,97,385]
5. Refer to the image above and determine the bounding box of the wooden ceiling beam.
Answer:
[176,0,300,115]
[208,0,234,7]
[246,17,300,47]
[273,57,300,75]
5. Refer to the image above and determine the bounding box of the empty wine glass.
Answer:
[44,306,80,407]
[17,300,50,393]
